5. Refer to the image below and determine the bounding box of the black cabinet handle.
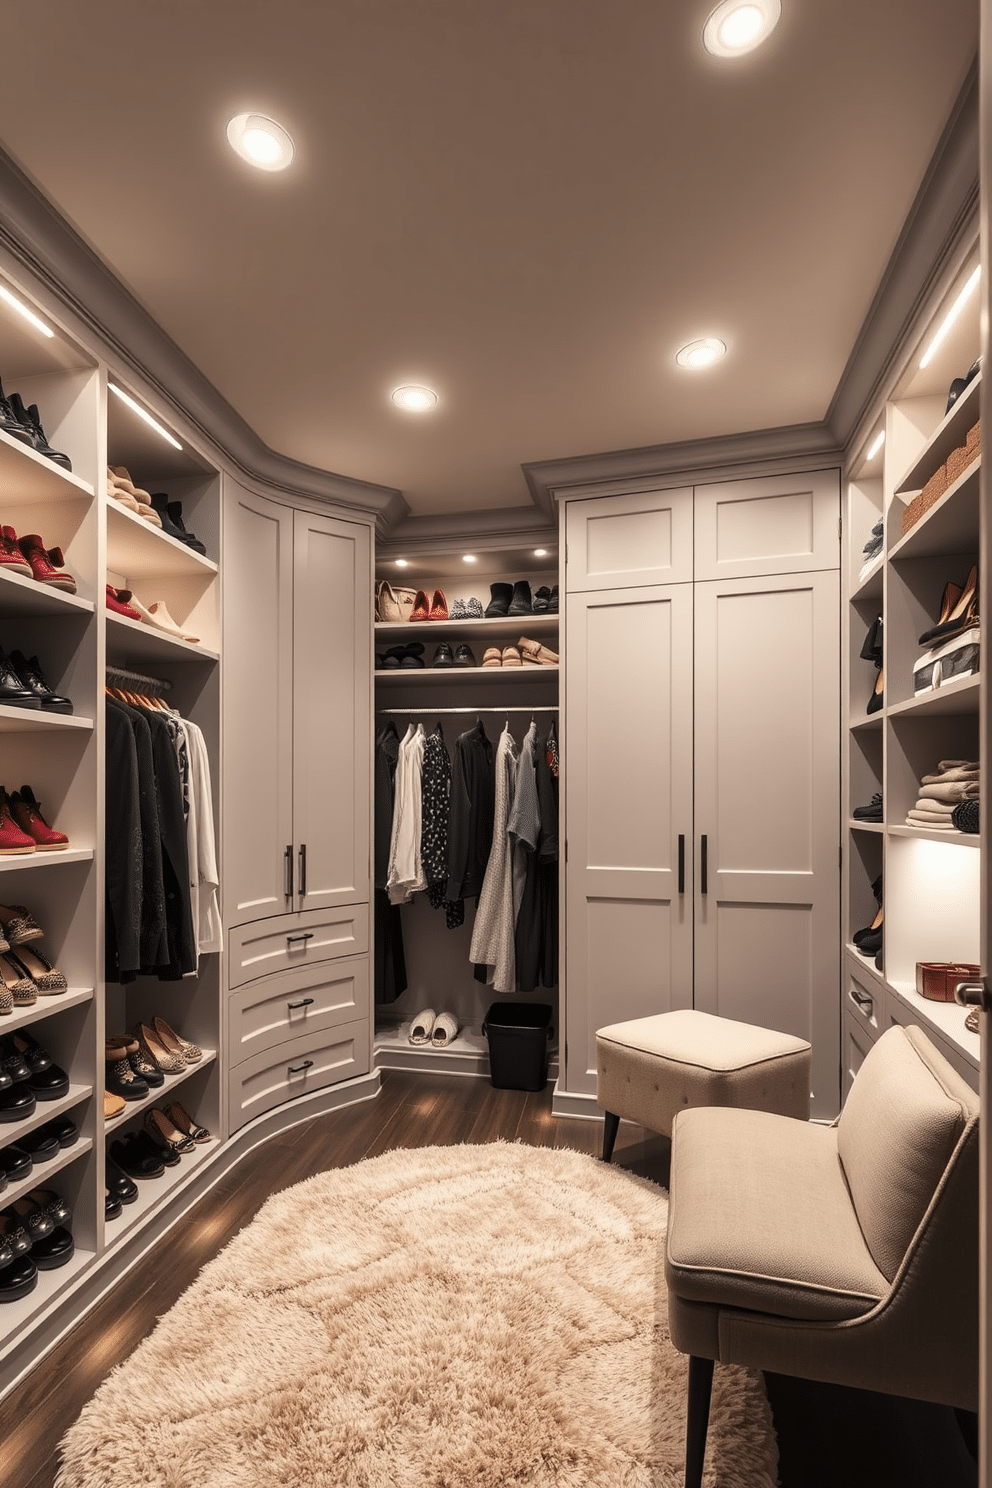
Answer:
[285,844,294,898]
[288,997,315,1010]
[700,835,708,896]
[678,834,685,895]
[288,1060,314,1075]
[299,843,307,897]
[286,932,314,945]
[849,987,873,1013]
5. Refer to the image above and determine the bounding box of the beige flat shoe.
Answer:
[109,465,153,502]
[502,645,522,666]
[133,596,199,643]
[482,647,502,667]
[106,472,140,512]
[518,637,559,665]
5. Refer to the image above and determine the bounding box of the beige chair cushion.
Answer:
[666,1105,887,1321]
[838,1024,978,1281]
[596,1010,811,1134]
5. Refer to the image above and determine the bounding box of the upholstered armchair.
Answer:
[665,1024,979,1488]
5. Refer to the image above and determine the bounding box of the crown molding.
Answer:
[377,504,557,559]
[0,146,407,533]
[826,58,980,456]
[524,420,841,505]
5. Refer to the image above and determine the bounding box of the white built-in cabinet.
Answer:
[223,486,373,1130]
[560,471,842,1119]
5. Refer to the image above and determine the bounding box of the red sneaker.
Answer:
[0,527,32,577]
[17,535,76,593]
[0,792,35,855]
[9,787,69,851]
[106,585,141,620]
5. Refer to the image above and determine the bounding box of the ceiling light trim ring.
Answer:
[226,113,295,172]
[676,338,728,369]
[703,0,782,58]
[391,385,439,413]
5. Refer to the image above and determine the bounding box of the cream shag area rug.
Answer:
[58,1142,777,1488]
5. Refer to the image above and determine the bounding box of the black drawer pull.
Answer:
[700,835,708,896]
[288,997,315,1011]
[678,833,685,894]
[288,1060,314,1075]
[285,844,294,898]
[299,843,307,897]
[286,932,314,945]
[849,987,873,1012]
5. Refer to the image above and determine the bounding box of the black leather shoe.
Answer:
[0,1253,37,1302]
[485,582,512,618]
[532,586,551,613]
[38,1114,77,1148]
[0,1210,31,1257]
[8,653,72,715]
[4,1195,53,1242]
[0,649,40,709]
[109,1134,165,1180]
[32,1225,73,1269]
[105,1154,139,1203]
[453,645,476,667]
[508,579,533,616]
[0,378,34,447]
[0,1144,31,1181]
[8,395,72,471]
[166,502,207,555]
[148,493,188,542]
[105,1041,149,1101]
[16,1125,58,1161]
[105,1189,123,1221]
[0,1037,31,1084]
[432,643,454,668]
[25,1186,71,1227]
[10,1033,69,1101]
[0,1083,36,1122]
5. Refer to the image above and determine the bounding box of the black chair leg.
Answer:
[685,1355,714,1488]
[601,1110,620,1162]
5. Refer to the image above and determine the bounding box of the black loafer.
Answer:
[32,1224,73,1270]
[105,1154,139,1204]
[432,643,454,668]
[25,1187,71,1227]
[109,1135,165,1180]
[38,1115,77,1148]
[4,1195,53,1242]
[0,1038,31,1084]
[0,1253,37,1302]
[26,1062,69,1102]
[105,1189,123,1221]
[16,1125,59,1161]
[0,1144,32,1181]
[0,1084,36,1123]
[453,645,476,667]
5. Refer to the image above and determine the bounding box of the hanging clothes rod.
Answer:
[106,665,172,694]
[377,705,557,715]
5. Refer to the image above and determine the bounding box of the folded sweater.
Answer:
[918,780,981,803]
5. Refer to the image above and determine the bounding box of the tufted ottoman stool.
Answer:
[596,1009,811,1162]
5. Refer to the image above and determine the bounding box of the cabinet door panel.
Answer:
[564,486,693,591]
[223,483,295,923]
[562,584,694,1096]
[292,511,372,911]
[692,570,839,1117]
[693,469,840,580]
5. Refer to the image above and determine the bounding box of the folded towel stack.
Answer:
[905,759,980,831]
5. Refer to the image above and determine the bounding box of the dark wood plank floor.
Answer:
[0,1069,977,1488]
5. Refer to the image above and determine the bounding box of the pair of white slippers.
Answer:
[408,1009,459,1047]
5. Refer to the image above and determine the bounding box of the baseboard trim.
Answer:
[550,1082,602,1120]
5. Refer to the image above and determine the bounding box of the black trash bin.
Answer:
[483,1002,554,1091]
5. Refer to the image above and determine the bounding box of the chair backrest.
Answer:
[837,1024,979,1283]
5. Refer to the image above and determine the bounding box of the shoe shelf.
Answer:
[887,977,981,1064]
[0,425,94,504]
[106,502,218,579]
[103,1050,218,1132]
[5,987,95,1031]
[849,820,884,834]
[0,849,94,873]
[0,706,92,734]
[374,1020,491,1077]
[375,614,558,641]
[850,561,883,604]
[0,1243,96,1341]
[885,673,980,719]
[894,371,981,495]
[376,663,558,685]
[889,459,980,562]
[105,610,219,666]
[0,568,94,619]
[102,1135,219,1244]
[887,823,981,848]
[1,1135,94,1211]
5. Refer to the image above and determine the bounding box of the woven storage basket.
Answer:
[967,418,981,451]
[946,441,972,484]
[902,462,948,535]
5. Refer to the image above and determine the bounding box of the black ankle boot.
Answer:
[148,493,187,542]
[166,502,207,556]
[508,579,533,616]
[485,582,512,618]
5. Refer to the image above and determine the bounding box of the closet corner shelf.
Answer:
[106,504,219,579]
[0,426,95,502]
[887,979,980,1065]
[0,567,95,618]
[6,986,95,1030]
[849,711,884,734]
[376,663,558,685]
[103,1049,218,1129]
[0,705,93,734]
[0,846,94,872]
[894,373,981,495]
[886,674,980,719]
[102,1136,221,1242]
[850,562,883,603]
[106,611,219,665]
[889,460,980,561]
[848,819,884,833]
[374,1022,491,1075]
[375,614,558,640]
[886,824,980,848]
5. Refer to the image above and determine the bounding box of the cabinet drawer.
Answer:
[228,959,370,1060]
[842,1008,876,1102]
[228,1017,371,1131]
[229,904,369,987]
[845,966,881,1040]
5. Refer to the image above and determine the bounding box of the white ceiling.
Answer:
[0,1,979,516]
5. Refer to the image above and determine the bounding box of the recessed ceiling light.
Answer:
[0,285,54,339]
[866,429,886,462]
[703,0,781,57]
[919,264,981,370]
[226,113,295,172]
[391,385,438,412]
[463,554,477,563]
[534,549,548,558]
[108,384,183,450]
[676,338,728,369]
[395,558,409,568]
